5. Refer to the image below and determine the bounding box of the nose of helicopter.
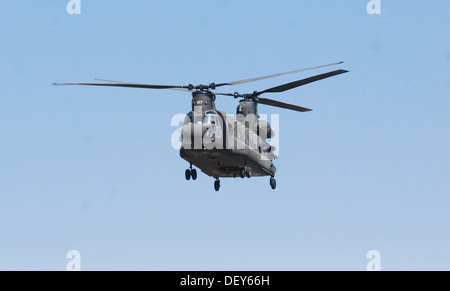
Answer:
[181,122,204,150]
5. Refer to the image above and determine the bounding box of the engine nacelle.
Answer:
[257,120,275,139]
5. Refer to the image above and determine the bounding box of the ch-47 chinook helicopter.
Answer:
[54,62,348,191]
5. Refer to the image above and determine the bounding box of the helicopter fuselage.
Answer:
[180,91,277,181]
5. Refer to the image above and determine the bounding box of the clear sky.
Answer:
[0,1,448,270]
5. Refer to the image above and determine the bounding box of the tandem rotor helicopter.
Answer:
[54,62,348,191]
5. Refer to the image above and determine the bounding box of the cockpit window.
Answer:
[203,111,218,126]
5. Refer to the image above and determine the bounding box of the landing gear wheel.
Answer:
[191,169,197,180]
[214,179,221,192]
[245,167,251,178]
[185,169,191,181]
[270,177,276,190]
[239,168,246,179]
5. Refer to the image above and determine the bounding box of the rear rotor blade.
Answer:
[215,62,344,88]
[257,97,312,112]
[259,69,349,94]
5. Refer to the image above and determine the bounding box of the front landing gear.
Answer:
[185,164,197,181]
[270,177,277,190]
[214,179,221,192]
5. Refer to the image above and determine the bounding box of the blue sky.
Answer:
[0,1,448,270]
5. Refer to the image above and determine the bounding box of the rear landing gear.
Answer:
[214,179,221,191]
[239,166,251,179]
[239,168,245,179]
[270,177,276,190]
[185,164,197,181]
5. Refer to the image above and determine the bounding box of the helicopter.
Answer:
[54,62,348,191]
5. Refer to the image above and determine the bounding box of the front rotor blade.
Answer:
[259,69,349,94]
[94,79,192,92]
[257,97,312,112]
[215,62,344,88]
[93,78,141,84]
[53,82,187,90]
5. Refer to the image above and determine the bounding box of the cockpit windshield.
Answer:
[203,111,218,126]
